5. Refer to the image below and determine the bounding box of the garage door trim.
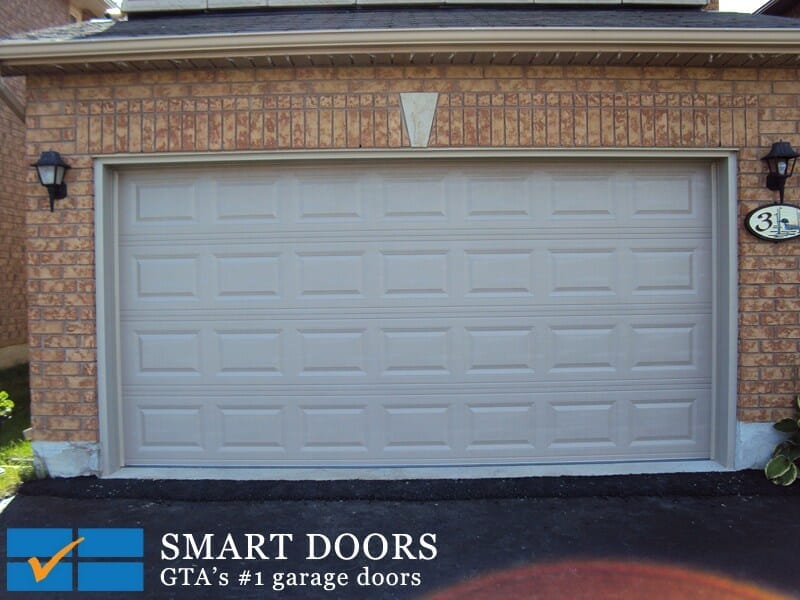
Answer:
[94,148,738,477]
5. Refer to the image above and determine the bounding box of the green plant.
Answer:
[0,391,13,422]
[0,364,31,446]
[765,394,800,486]
[0,439,34,497]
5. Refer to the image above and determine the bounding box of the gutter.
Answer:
[2,27,800,70]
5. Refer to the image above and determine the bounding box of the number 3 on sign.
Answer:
[745,204,800,241]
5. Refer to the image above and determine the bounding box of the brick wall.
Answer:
[22,64,800,442]
[0,0,70,35]
[0,95,27,347]
[0,0,72,348]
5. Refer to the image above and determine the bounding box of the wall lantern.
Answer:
[746,140,800,242]
[32,150,70,212]
[762,140,799,204]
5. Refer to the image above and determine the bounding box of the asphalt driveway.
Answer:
[1,471,799,599]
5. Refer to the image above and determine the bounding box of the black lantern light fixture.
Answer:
[33,150,70,212]
[762,140,799,204]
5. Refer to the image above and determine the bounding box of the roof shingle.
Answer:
[6,6,800,44]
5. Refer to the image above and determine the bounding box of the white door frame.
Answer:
[94,148,739,478]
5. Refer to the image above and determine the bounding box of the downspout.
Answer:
[0,76,25,122]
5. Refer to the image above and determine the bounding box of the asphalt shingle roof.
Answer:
[7,7,800,43]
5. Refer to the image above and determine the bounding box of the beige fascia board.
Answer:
[1,28,800,69]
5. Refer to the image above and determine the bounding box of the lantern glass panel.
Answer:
[36,164,56,186]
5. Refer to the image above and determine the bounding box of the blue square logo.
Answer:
[6,528,144,592]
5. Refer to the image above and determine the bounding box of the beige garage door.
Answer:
[117,160,713,467]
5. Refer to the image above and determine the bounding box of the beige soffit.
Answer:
[1,28,800,72]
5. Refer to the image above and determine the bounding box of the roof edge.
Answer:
[122,0,710,12]
[2,27,800,71]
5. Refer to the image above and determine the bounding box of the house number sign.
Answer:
[745,203,800,242]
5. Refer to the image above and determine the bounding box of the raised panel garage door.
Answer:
[117,160,713,467]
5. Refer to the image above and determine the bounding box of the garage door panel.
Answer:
[134,254,201,301]
[134,404,206,451]
[382,404,454,453]
[382,328,452,375]
[119,162,710,232]
[215,330,283,376]
[548,324,618,374]
[462,173,532,220]
[120,177,200,227]
[548,248,618,297]
[465,326,536,375]
[542,389,710,458]
[132,330,203,377]
[215,178,282,222]
[379,174,449,221]
[547,174,616,219]
[295,175,366,222]
[121,314,709,387]
[297,328,369,376]
[123,387,710,465]
[298,252,366,298]
[119,238,711,311]
[547,239,711,302]
[465,402,537,451]
[629,399,699,447]
[118,161,714,467]
[465,249,535,297]
[631,248,697,295]
[628,319,709,374]
[216,405,287,452]
[545,400,619,450]
[125,396,289,462]
[214,253,283,300]
[381,249,450,297]
[300,404,371,452]
[630,172,708,222]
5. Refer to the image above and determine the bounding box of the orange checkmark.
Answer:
[27,536,85,583]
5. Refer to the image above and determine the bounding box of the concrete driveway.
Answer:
[1,471,798,599]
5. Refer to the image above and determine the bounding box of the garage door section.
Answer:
[117,160,713,467]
